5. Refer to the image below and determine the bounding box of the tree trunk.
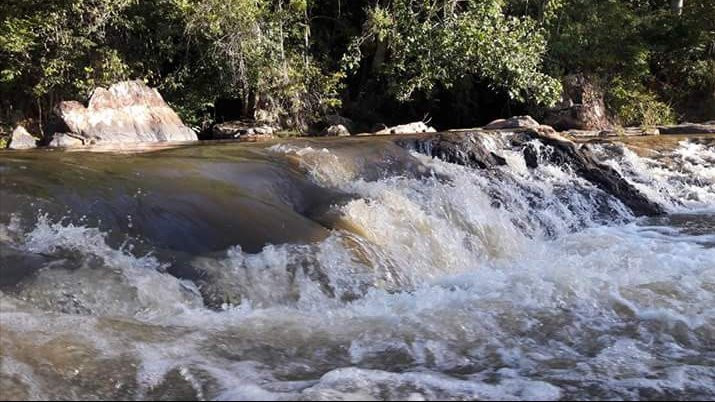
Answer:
[371,39,387,73]
[671,0,683,15]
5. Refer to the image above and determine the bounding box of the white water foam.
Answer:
[593,141,715,212]
[2,139,714,400]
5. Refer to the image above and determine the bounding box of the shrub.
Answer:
[607,80,676,128]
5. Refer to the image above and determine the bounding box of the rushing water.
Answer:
[0,134,713,400]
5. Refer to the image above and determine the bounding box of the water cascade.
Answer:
[1,132,713,400]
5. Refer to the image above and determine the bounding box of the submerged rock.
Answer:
[7,126,37,150]
[484,115,540,130]
[50,80,197,147]
[376,121,436,135]
[170,247,339,310]
[657,123,715,135]
[0,243,51,288]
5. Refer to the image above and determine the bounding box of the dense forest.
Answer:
[1,0,714,137]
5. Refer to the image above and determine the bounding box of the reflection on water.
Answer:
[1,136,714,400]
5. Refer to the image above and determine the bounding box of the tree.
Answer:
[343,0,562,107]
[0,0,134,132]
[181,0,343,130]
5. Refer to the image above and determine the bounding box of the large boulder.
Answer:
[7,126,37,150]
[49,80,197,147]
[375,121,436,135]
[484,115,540,130]
[544,74,612,131]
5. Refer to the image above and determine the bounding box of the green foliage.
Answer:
[344,0,561,106]
[177,0,343,129]
[545,0,715,123]
[0,0,712,132]
[607,80,676,127]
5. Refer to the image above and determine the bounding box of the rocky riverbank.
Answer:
[3,81,715,152]
[1,113,714,400]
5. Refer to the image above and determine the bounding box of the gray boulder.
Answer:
[50,80,197,147]
[484,115,541,130]
[49,133,85,148]
[7,126,37,150]
[375,121,436,135]
[321,124,351,137]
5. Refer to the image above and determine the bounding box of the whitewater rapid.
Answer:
[1,134,713,400]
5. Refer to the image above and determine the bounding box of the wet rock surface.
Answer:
[396,131,507,169]
[397,129,663,217]
[514,130,664,216]
[1,132,713,401]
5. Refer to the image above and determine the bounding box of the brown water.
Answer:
[1,135,713,400]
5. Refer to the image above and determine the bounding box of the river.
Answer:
[1,133,713,400]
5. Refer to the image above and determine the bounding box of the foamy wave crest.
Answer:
[593,140,715,212]
[10,215,203,318]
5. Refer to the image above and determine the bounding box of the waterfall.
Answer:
[1,134,713,400]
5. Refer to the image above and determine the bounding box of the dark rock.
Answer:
[0,243,51,288]
[50,80,197,147]
[7,126,37,150]
[399,129,660,216]
[657,123,715,135]
[544,74,613,131]
[523,143,539,169]
[514,129,663,217]
[396,131,507,169]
